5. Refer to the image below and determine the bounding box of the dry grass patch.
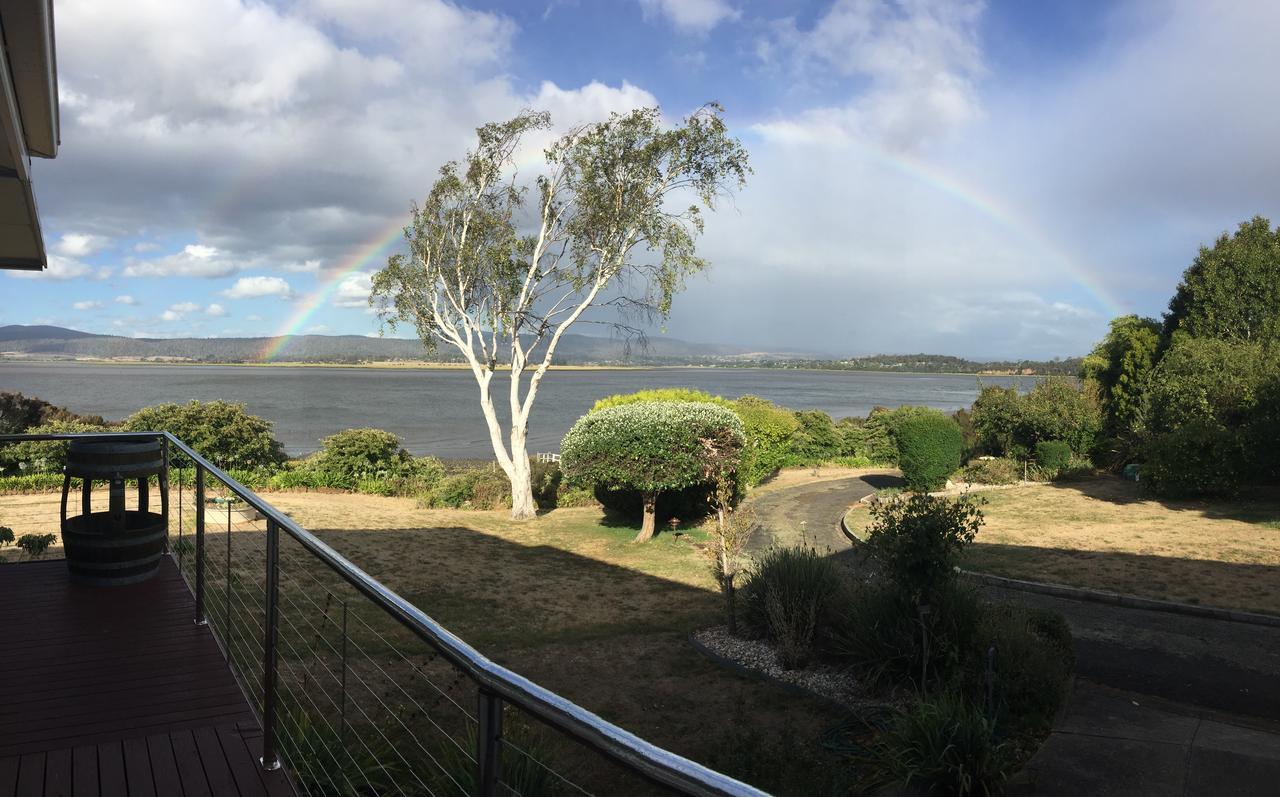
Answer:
[938,477,1280,614]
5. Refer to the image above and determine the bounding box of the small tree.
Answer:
[865,494,984,605]
[0,526,14,548]
[373,105,750,520]
[560,401,745,542]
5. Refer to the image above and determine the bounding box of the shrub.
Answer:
[896,413,963,492]
[0,419,112,474]
[0,392,106,434]
[0,526,13,547]
[561,401,745,542]
[864,494,983,604]
[529,459,563,509]
[1017,377,1101,456]
[590,387,728,413]
[1034,440,1072,473]
[962,457,1020,485]
[1143,421,1244,498]
[787,410,841,464]
[861,408,900,464]
[850,692,1013,797]
[731,396,800,484]
[740,546,845,668]
[310,428,412,488]
[122,400,286,470]
[424,468,511,510]
[17,533,57,559]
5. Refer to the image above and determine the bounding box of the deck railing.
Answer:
[0,432,768,797]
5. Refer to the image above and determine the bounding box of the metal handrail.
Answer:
[0,432,768,797]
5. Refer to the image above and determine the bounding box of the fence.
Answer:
[0,432,766,797]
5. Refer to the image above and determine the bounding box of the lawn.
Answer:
[949,477,1280,615]
[0,487,850,794]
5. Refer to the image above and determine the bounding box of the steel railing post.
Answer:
[160,435,170,553]
[261,518,282,771]
[477,688,503,796]
[194,464,206,626]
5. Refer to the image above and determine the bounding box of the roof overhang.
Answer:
[0,0,58,272]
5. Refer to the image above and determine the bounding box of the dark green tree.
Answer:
[1163,216,1280,343]
[1081,315,1161,441]
[122,400,286,470]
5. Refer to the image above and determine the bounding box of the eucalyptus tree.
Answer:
[372,105,749,519]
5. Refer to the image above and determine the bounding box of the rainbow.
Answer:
[256,216,406,361]
[844,137,1127,317]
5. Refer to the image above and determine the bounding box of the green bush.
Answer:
[850,692,1013,797]
[0,419,113,474]
[529,459,563,509]
[424,468,511,510]
[310,428,412,488]
[787,410,841,464]
[896,413,963,492]
[0,392,106,434]
[864,494,983,604]
[962,457,1020,485]
[731,395,800,484]
[17,533,57,558]
[1035,440,1072,473]
[861,408,901,464]
[1143,421,1245,498]
[122,400,286,470]
[0,526,13,547]
[740,546,845,668]
[970,379,1101,459]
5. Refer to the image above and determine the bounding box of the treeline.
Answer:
[1079,215,1280,498]
[729,354,1084,375]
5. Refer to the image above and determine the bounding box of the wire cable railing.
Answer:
[0,432,768,797]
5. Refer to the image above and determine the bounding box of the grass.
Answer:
[847,476,1280,615]
[0,486,850,794]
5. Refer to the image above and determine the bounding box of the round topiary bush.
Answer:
[895,413,963,492]
[561,401,745,542]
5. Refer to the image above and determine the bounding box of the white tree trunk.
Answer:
[508,423,537,520]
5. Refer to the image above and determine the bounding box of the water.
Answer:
[0,362,1033,458]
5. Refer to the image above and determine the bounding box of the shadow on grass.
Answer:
[963,540,1280,615]
[187,521,850,796]
[1040,475,1280,525]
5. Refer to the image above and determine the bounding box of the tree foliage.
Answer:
[970,379,1099,459]
[309,428,413,488]
[561,401,745,541]
[372,104,749,519]
[1163,215,1280,344]
[0,392,105,434]
[1081,315,1160,442]
[122,400,286,470]
[0,419,112,474]
[864,494,984,605]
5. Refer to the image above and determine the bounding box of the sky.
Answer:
[4,0,1279,360]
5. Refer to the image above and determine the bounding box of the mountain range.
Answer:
[0,325,1083,375]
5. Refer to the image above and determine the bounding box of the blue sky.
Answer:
[4,0,1278,359]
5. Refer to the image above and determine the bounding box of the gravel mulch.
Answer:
[692,625,880,710]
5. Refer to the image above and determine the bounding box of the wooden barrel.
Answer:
[61,439,169,586]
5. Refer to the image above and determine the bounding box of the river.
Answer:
[0,362,1034,458]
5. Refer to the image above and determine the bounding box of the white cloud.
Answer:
[303,324,329,334]
[281,259,322,273]
[114,294,138,305]
[53,233,107,257]
[123,244,240,278]
[10,254,99,281]
[755,0,985,151]
[160,310,182,322]
[639,0,739,34]
[171,301,201,313]
[205,303,228,317]
[332,271,373,308]
[222,275,294,299]
[72,300,103,311]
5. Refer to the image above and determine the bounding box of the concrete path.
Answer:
[1010,679,1280,796]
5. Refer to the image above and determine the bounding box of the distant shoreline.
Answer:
[0,356,1056,379]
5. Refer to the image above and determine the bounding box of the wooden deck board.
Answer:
[0,559,296,796]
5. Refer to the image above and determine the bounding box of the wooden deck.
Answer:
[0,558,295,796]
